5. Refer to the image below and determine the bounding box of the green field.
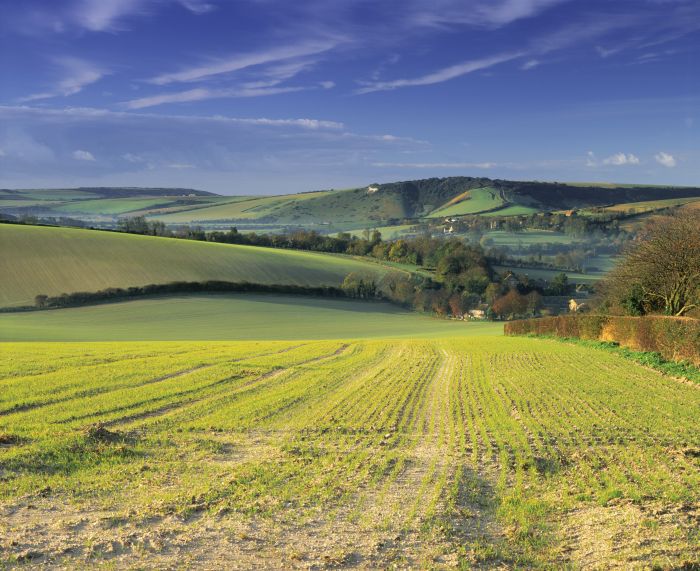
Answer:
[485,229,584,247]
[1,336,697,568]
[152,191,335,223]
[480,204,540,217]
[494,264,608,283]
[428,187,505,217]
[54,197,179,215]
[0,225,393,307]
[0,295,498,341]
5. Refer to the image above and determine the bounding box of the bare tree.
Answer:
[605,210,700,316]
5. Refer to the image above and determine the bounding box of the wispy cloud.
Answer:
[357,52,523,93]
[521,59,540,70]
[655,151,676,167]
[148,40,337,85]
[372,161,497,169]
[72,149,96,161]
[124,85,314,109]
[406,0,569,29]
[73,0,215,32]
[19,57,106,102]
[0,105,346,131]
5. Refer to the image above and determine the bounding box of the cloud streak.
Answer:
[372,161,497,169]
[357,52,523,93]
[19,57,106,102]
[148,40,337,85]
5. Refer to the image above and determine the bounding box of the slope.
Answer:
[0,224,392,307]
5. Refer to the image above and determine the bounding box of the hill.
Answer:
[0,224,394,308]
[2,178,699,232]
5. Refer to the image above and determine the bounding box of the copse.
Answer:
[603,210,700,317]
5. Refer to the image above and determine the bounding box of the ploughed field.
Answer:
[1,337,698,569]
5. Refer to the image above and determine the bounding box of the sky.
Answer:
[0,0,698,194]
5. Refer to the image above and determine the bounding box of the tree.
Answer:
[492,290,529,319]
[548,272,569,296]
[341,272,378,299]
[604,211,700,316]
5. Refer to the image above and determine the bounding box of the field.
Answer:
[428,188,505,218]
[54,198,184,216]
[1,336,698,568]
[0,295,500,342]
[484,230,584,247]
[152,192,335,224]
[0,225,394,307]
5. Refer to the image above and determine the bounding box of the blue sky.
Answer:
[0,0,698,194]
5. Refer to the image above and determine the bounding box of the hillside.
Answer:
[0,224,392,307]
[3,179,700,232]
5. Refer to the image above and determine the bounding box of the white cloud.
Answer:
[149,40,336,85]
[122,152,145,163]
[654,151,676,167]
[407,0,568,28]
[373,161,497,169]
[20,57,105,102]
[167,162,195,169]
[521,59,540,70]
[124,85,311,109]
[72,149,96,161]
[357,51,523,93]
[74,0,213,32]
[602,152,640,166]
[585,151,597,167]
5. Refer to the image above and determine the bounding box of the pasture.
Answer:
[0,225,393,307]
[0,295,500,341]
[428,187,505,218]
[1,337,697,568]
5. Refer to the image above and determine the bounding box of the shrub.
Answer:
[505,315,700,366]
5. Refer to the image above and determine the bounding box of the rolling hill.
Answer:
[2,178,700,232]
[0,224,394,308]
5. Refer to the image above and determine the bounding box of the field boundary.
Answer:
[506,314,700,368]
[2,281,355,313]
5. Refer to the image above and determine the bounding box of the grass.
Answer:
[480,204,540,217]
[54,197,179,215]
[493,264,606,283]
[0,294,500,341]
[152,191,335,223]
[529,335,700,383]
[428,187,505,217]
[594,197,700,214]
[0,224,395,307]
[485,229,584,247]
[0,335,697,568]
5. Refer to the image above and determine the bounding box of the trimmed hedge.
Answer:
[505,315,700,366]
[32,281,347,310]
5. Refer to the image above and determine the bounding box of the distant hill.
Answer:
[0,224,393,308]
[2,179,699,232]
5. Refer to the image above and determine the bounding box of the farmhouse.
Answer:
[568,298,588,313]
[468,308,487,320]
